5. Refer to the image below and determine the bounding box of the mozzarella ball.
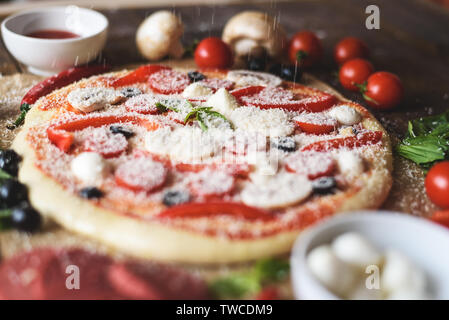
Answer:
[336,151,364,177]
[347,281,383,300]
[307,245,357,297]
[332,232,382,269]
[329,105,361,125]
[206,88,239,117]
[71,152,107,185]
[381,250,428,294]
[387,288,431,300]
[182,83,213,99]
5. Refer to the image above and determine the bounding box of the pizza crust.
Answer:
[11,70,393,264]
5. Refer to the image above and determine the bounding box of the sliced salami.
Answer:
[115,157,167,192]
[124,94,161,115]
[0,248,57,300]
[188,169,235,198]
[199,78,234,91]
[42,249,120,300]
[148,69,190,94]
[239,86,295,106]
[285,151,335,179]
[0,248,210,300]
[83,127,128,158]
[107,261,210,300]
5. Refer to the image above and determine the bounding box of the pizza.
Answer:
[12,65,393,264]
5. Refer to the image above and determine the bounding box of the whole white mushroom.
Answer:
[222,11,286,60]
[136,11,184,61]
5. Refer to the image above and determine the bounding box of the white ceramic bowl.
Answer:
[291,211,449,300]
[1,6,108,76]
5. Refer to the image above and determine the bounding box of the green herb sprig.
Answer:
[397,110,449,169]
[209,258,289,299]
[0,166,13,228]
[156,100,232,131]
[8,103,31,129]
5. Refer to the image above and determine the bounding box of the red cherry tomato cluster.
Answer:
[335,37,403,110]
[192,31,403,110]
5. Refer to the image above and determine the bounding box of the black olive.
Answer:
[79,187,104,199]
[312,177,337,195]
[269,64,302,82]
[110,125,134,138]
[0,149,22,177]
[10,202,41,233]
[188,71,206,83]
[271,137,296,152]
[163,190,190,207]
[120,87,142,98]
[247,58,266,71]
[0,179,28,206]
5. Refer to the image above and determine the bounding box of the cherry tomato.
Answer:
[294,118,337,135]
[334,37,369,65]
[430,210,449,229]
[339,58,374,91]
[425,161,449,209]
[194,37,233,69]
[362,72,403,110]
[301,131,383,152]
[158,202,273,221]
[288,31,323,67]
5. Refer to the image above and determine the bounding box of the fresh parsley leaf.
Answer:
[408,110,449,137]
[0,209,12,231]
[397,139,447,164]
[10,103,31,129]
[254,258,290,282]
[183,106,231,131]
[155,100,179,113]
[209,258,289,299]
[0,209,12,218]
[209,274,261,299]
[155,102,168,113]
[0,168,12,180]
[196,111,208,131]
[397,110,449,167]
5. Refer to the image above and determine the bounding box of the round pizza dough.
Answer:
[12,68,393,264]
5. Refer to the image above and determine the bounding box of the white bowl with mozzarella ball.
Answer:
[291,211,449,300]
[1,6,108,76]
